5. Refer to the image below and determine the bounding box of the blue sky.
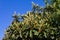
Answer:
[0,0,45,40]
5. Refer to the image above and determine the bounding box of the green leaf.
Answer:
[33,30,39,36]
[43,32,47,38]
[30,30,33,38]
[51,36,55,39]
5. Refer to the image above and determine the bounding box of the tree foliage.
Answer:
[3,0,60,40]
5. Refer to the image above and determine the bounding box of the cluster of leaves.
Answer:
[3,0,60,40]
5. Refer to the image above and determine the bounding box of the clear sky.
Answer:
[0,0,45,40]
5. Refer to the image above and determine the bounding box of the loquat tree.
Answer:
[3,0,60,40]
